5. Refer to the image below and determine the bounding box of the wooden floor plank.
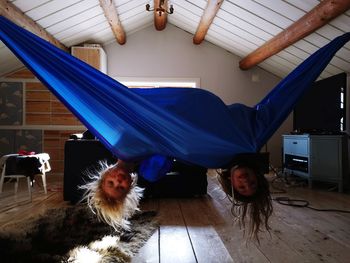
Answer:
[272,202,350,263]
[132,229,160,263]
[267,215,339,263]
[132,199,160,263]
[207,172,350,263]
[208,177,309,263]
[206,174,270,263]
[158,199,197,263]
[194,195,266,263]
[273,194,350,247]
[0,176,66,228]
[180,197,234,263]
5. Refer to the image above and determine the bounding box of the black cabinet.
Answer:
[63,139,116,204]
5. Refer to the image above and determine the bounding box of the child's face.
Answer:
[231,167,258,197]
[102,167,132,201]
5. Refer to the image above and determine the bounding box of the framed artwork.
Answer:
[15,130,43,154]
[0,129,42,156]
[0,82,23,125]
[0,130,15,156]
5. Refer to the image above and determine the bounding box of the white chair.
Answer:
[35,153,51,194]
[0,153,51,199]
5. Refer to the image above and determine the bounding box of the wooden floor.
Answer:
[1,171,350,263]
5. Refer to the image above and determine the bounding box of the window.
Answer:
[115,77,200,89]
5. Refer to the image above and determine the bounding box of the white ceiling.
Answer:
[0,0,349,79]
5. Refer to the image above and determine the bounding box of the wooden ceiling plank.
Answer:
[55,14,106,40]
[120,10,152,26]
[10,0,51,13]
[0,0,68,51]
[119,4,148,21]
[62,21,110,46]
[239,0,350,70]
[257,0,305,21]
[317,24,345,39]
[99,0,126,45]
[213,16,265,47]
[231,0,291,28]
[38,0,99,28]
[25,0,81,21]
[193,0,223,45]
[48,6,103,36]
[116,0,143,14]
[217,7,273,41]
[284,0,319,13]
[222,1,281,35]
[329,13,350,32]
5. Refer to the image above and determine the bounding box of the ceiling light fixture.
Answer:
[146,0,174,16]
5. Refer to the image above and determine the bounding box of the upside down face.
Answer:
[231,166,258,197]
[102,166,132,201]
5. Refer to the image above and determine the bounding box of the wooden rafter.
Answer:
[239,0,350,70]
[193,0,223,45]
[154,0,168,31]
[99,0,126,45]
[0,0,68,51]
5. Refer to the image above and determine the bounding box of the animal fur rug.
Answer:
[0,205,158,263]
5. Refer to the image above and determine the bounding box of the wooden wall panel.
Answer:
[51,114,81,125]
[26,114,51,125]
[1,68,87,175]
[47,147,60,161]
[26,82,46,90]
[51,101,70,113]
[43,130,84,174]
[24,80,82,126]
[26,90,51,101]
[25,82,51,125]
[4,68,35,79]
[26,101,51,112]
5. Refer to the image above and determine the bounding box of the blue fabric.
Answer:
[139,155,173,182]
[0,15,349,181]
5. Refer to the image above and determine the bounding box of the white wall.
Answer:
[104,24,292,167]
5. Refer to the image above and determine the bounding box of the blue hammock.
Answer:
[0,15,349,181]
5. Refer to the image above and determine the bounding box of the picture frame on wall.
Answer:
[0,81,23,125]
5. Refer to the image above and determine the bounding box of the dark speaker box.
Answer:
[137,159,208,198]
[63,139,116,204]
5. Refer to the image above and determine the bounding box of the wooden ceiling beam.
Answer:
[99,0,126,45]
[0,0,68,51]
[193,0,223,45]
[239,0,350,70]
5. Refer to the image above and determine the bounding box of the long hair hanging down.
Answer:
[217,167,273,240]
[231,169,273,240]
[80,161,144,231]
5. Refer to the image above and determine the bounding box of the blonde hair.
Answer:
[80,161,144,231]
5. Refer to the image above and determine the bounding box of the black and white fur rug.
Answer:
[0,205,158,263]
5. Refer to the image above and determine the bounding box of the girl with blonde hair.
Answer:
[80,160,144,231]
